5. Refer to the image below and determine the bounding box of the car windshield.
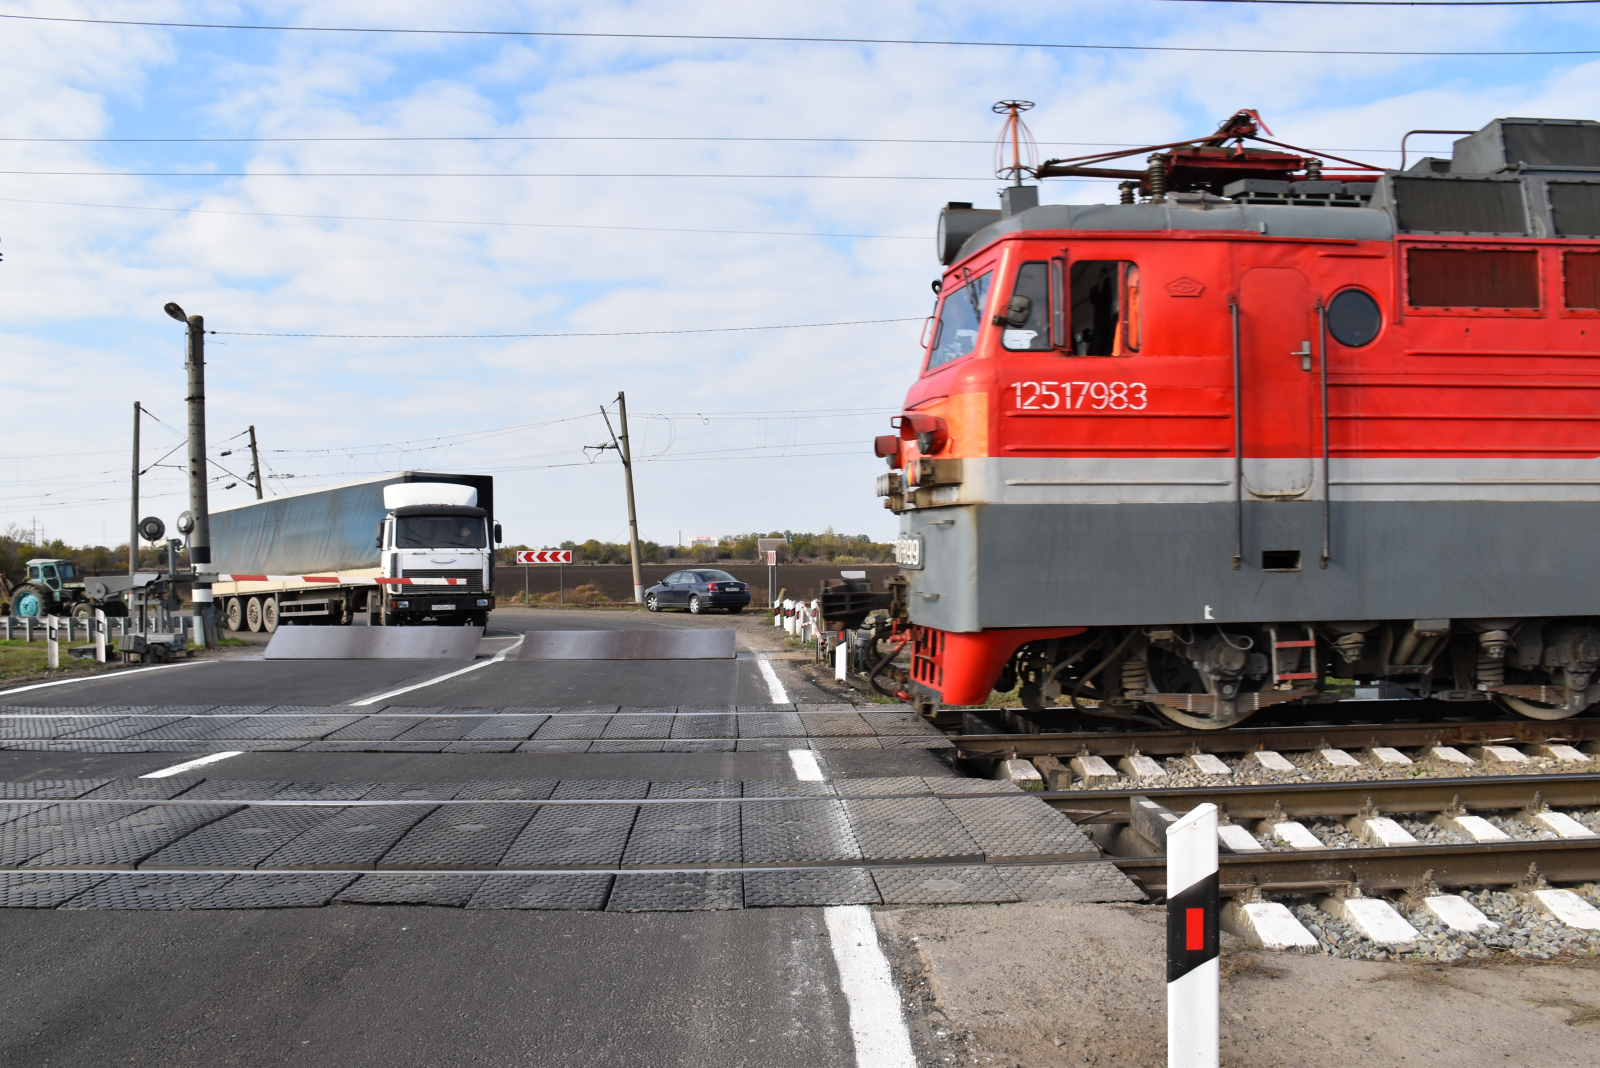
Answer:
[395,515,487,549]
[55,563,76,581]
[927,270,993,371]
[696,570,737,582]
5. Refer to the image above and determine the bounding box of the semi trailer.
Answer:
[210,471,501,631]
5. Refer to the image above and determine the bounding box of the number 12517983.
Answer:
[1011,381,1147,410]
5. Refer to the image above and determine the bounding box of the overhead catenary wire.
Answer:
[209,316,921,339]
[2,11,1597,56]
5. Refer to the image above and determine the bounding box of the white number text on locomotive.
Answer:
[1011,381,1147,411]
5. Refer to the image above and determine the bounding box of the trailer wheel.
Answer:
[245,597,263,632]
[225,598,242,632]
[262,597,279,633]
[71,602,93,620]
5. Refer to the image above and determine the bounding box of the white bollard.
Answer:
[95,609,108,663]
[835,636,847,680]
[192,614,204,646]
[1167,802,1219,1068]
[46,615,60,669]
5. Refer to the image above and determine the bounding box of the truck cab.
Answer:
[376,483,501,626]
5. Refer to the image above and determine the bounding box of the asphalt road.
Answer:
[0,608,923,1068]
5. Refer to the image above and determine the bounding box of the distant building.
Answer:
[690,536,717,548]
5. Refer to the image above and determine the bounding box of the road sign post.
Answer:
[514,551,574,605]
[1167,803,1220,1068]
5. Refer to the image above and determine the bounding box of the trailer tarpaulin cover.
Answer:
[208,472,494,578]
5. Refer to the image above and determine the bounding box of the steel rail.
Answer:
[1117,837,1600,898]
[954,717,1600,758]
[1037,772,1600,821]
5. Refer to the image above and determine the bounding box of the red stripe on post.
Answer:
[1186,908,1205,951]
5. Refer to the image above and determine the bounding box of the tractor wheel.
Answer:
[71,601,94,620]
[10,585,52,619]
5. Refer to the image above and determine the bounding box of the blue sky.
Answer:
[3,1,1598,550]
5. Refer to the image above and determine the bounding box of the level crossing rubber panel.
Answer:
[263,626,484,660]
[517,629,735,660]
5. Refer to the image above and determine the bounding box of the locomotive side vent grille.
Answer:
[1502,123,1600,169]
[1548,181,1600,237]
[1392,176,1527,234]
[1407,247,1541,309]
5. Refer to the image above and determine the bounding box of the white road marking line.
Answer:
[789,749,824,781]
[139,751,245,778]
[825,905,918,1068]
[755,653,788,703]
[0,658,212,697]
[346,631,526,707]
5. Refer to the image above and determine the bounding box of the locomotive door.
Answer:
[1237,267,1317,498]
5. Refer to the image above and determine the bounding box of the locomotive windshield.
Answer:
[927,271,992,370]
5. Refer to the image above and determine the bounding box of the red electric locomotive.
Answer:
[830,110,1600,728]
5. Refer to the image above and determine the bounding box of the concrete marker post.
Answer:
[1166,801,1219,1068]
[46,615,59,669]
[94,608,107,663]
[835,633,847,680]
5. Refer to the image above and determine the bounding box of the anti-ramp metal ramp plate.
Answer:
[264,626,484,660]
[517,629,735,661]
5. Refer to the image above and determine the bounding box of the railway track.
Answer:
[947,715,1600,955]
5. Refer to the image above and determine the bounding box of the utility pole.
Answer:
[598,393,645,603]
[165,302,216,647]
[247,425,264,499]
[130,402,140,580]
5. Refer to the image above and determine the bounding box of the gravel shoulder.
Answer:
[876,899,1600,1067]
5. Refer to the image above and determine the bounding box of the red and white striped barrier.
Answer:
[1167,802,1219,1068]
[215,574,470,586]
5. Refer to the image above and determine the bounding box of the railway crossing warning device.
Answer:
[516,549,572,604]
[1166,803,1220,1068]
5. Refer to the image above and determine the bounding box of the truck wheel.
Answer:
[245,597,263,632]
[262,598,279,633]
[11,586,51,618]
[225,598,243,632]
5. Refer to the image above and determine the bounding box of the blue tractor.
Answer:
[6,559,128,620]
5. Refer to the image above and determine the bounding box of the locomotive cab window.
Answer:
[998,260,1067,351]
[927,270,993,371]
[1070,261,1141,355]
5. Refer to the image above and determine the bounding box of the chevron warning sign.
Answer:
[516,550,572,564]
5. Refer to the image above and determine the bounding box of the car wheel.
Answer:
[646,594,659,612]
[245,597,263,632]
[726,605,743,614]
[688,595,703,615]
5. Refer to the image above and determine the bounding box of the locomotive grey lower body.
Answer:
[893,457,1600,726]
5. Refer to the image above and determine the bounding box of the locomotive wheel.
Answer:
[1148,702,1258,730]
[1491,693,1585,722]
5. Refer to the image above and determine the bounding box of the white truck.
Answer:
[210,471,501,631]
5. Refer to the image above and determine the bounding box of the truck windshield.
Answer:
[396,515,487,549]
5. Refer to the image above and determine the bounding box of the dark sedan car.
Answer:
[644,569,753,614]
